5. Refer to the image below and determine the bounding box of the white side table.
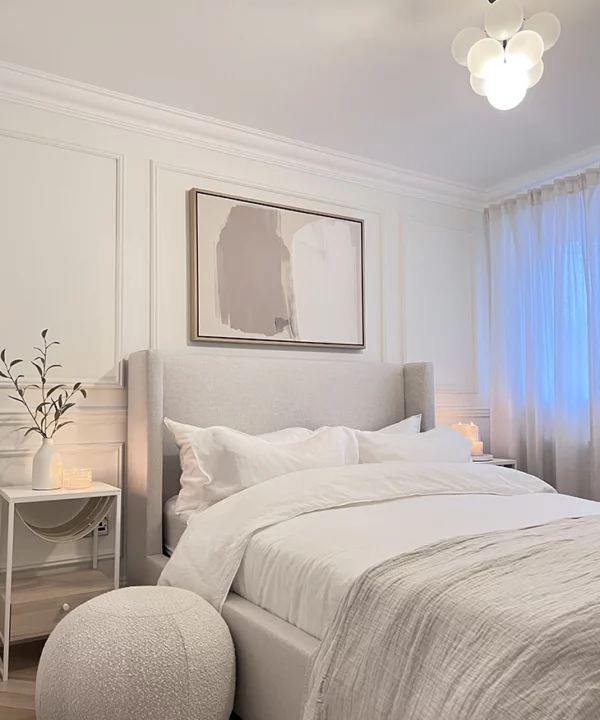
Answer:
[0,481,121,680]
[475,458,518,469]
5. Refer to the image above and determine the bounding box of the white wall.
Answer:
[0,65,488,571]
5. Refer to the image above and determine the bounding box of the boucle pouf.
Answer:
[35,586,235,720]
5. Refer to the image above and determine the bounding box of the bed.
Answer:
[127,350,600,720]
[126,350,435,720]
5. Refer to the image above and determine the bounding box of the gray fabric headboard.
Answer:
[126,350,435,585]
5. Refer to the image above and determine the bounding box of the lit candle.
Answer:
[471,441,484,457]
[451,422,480,446]
[62,468,93,489]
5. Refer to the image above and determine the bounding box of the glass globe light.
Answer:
[452,27,487,66]
[505,30,545,72]
[486,63,528,111]
[523,12,561,51]
[484,0,524,41]
[467,38,505,80]
[526,60,544,88]
[470,75,488,97]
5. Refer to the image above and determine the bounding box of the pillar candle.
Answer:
[471,441,484,457]
[451,422,480,445]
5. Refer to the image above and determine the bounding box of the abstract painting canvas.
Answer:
[189,189,365,348]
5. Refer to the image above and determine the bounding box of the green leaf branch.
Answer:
[0,330,87,439]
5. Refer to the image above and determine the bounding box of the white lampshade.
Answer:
[470,74,488,96]
[523,11,561,51]
[526,60,544,88]
[505,30,544,72]
[452,27,487,66]
[467,38,505,80]
[486,63,528,110]
[484,0,524,41]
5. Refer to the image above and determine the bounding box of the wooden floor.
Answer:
[0,641,42,720]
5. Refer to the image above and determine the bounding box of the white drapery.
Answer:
[488,169,600,500]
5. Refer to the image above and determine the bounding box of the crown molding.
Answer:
[0,61,486,211]
[487,142,600,203]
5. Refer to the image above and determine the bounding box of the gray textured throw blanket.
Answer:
[302,516,600,720]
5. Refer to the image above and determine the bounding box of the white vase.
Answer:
[32,438,63,490]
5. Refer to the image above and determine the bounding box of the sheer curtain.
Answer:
[488,169,600,500]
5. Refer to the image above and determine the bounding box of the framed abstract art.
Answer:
[188,188,365,349]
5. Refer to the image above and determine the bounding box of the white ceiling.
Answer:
[0,0,598,191]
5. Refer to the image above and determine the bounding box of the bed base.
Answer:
[142,553,315,720]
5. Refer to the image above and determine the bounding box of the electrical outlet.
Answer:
[85,516,108,539]
[97,516,108,536]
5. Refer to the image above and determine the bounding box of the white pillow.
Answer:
[188,426,359,511]
[314,415,422,437]
[358,426,472,464]
[165,419,312,514]
[378,414,421,435]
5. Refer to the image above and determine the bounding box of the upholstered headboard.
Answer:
[126,350,435,585]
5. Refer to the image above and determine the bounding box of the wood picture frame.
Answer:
[189,188,365,349]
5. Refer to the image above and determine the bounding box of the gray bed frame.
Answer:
[126,350,435,720]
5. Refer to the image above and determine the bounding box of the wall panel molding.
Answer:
[0,409,126,461]
[0,438,124,454]
[436,406,490,419]
[150,161,388,360]
[401,215,480,395]
[0,128,125,388]
[0,407,126,425]
[149,160,161,350]
[0,441,123,478]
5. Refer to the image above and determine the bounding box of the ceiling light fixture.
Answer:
[452,0,561,111]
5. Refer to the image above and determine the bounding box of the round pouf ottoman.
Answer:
[35,586,235,720]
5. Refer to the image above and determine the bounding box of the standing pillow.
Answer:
[189,426,359,511]
[165,419,312,515]
[358,426,472,464]
[314,415,422,438]
[377,414,422,435]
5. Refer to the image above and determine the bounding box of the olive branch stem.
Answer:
[0,330,87,439]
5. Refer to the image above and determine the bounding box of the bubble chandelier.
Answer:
[452,0,561,110]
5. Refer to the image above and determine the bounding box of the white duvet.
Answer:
[159,462,600,639]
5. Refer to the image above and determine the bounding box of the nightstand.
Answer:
[476,458,518,469]
[0,482,121,680]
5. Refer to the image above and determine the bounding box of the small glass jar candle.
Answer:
[62,468,93,489]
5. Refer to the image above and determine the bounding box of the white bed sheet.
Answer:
[163,496,191,556]
[232,492,600,639]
